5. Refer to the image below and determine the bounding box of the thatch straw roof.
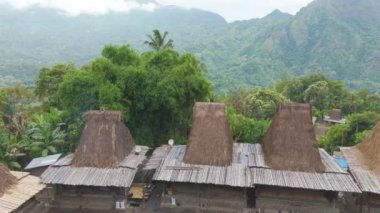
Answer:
[330,109,342,120]
[183,102,233,166]
[71,110,135,168]
[261,103,325,173]
[0,164,16,196]
[354,120,380,176]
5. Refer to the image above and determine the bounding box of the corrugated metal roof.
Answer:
[153,144,360,193]
[153,144,251,187]
[41,146,148,187]
[143,145,171,170]
[25,153,62,170]
[341,147,380,194]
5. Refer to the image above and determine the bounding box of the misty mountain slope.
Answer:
[191,0,380,91]
[0,4,227,86]
[0,0,379,92]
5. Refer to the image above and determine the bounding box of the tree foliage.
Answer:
[57,44,211,146]
[318,111,380,152]
[227,108,270,143]
[226,88,288,119]
[35,63,76,108]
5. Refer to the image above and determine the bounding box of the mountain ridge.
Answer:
[0,0,379,92]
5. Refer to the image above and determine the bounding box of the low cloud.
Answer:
[0,0,159,16]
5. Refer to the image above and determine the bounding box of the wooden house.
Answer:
[324,109,347,124]
[151,103,360,213]
[341,120,380,212]
[151,102,251,212]
[252,103,360,212]
[40,110,149,211]
[0,164,45,213]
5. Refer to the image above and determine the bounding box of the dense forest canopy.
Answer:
[0,0,380,92]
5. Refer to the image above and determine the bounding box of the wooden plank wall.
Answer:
[254,186,339,213]
[159,183,245,213]
[47,186,123,210]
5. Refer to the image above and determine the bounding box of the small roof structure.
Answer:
[261,103,325,173]
[0,171,45,213]
[25,153,62,170]
[324,109,347,124]
[154,144,252,188]
[341,120,380,194]
[41,110,147,188]
[183,102,233,166]
[41,146,148,187]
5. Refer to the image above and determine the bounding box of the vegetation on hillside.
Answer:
[1,30,380,171]
[1,0,380,92]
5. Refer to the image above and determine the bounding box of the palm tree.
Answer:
[144,29,174,51]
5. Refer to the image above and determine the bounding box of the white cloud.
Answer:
[0,0,315,21]
[0,0,159,16]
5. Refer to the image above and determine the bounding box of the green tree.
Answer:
[58,71,99,117]
[0,85,34,144]
[227,108,270,143]
[144,29,174,51]
[304,81,329,111]
[318,111,380,152]
[226,88,288,119]
[35,63,76,108]
[58,44,211,147]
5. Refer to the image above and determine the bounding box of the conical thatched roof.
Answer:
[330,109,343,120]
[71,110,135,168]
[0,164,17,196]
[354,121,380,175]
[261,103,325,173]
[183,102,233,166]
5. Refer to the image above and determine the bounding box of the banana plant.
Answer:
[0,134,27,169]
[24,115,66,157]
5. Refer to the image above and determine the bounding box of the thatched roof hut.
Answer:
[330,109,342,120]
[183,102,233,166]
[71,110,135,168]
[353,121,380,175]
[341,120,380,207]
[261,103,325,173]
[0,164,16,196]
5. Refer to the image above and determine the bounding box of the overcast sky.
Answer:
[0,0,315,22]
